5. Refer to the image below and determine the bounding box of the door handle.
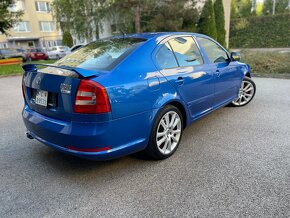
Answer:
[175,77,184,85]
[216,70,221,77]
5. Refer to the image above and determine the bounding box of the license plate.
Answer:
[35,90,48,107]
[37,54,43,56]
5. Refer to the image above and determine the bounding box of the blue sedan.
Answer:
[22,32,256,160]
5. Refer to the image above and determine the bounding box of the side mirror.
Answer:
[231,52,241,61]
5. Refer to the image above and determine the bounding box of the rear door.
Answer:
[154,36,214,119]
[196,37,242,107]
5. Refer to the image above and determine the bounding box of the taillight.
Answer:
[74,80,111,114]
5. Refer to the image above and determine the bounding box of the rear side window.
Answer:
[169,36,203,67]
[156,42,178,69]
[197,37,229,63]
[54,38,146,71]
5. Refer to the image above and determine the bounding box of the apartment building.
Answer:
[0,0,62,49]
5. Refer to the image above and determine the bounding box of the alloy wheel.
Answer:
[232,80,255,106]
[156,111,182,155]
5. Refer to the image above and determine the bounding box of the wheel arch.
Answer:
[153,99,188,129]
[167,101,187,129]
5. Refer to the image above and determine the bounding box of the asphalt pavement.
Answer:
[0,76,289,217]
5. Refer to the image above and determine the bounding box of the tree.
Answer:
[230,0,255,18]
[0,0,23,34]
[239,0,253,17]
[198,0,217,39]
[255,2,263,16]
[52,0,199,41]
[263,0,289,15]
[143,0,198,32]
[231,0,239,18]
[108,0,158,33]
[214,0,226,47]
[62,31,73,47]
[52,0,109,41]
[108,0,198,33]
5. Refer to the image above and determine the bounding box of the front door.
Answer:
[196,37,242,107]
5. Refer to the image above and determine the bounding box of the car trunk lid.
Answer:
[22,64,110,122]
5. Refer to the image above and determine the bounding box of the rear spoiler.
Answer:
[22,64,100,78]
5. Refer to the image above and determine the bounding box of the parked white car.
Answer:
[70,44,84,52]
[47,46,71,59]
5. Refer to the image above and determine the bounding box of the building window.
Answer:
[8,1,25,12]
[14,21,30,32]
[28,41,34,47]
[35,1,50,12]
[0,43,8,49]
[39,21,54,32]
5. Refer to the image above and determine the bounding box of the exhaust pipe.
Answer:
[26,132,34,139]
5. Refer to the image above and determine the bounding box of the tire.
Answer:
[231,76,256,107]
[56,55,60,59]
[145,105,184,160]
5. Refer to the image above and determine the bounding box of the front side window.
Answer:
[54,38,146,71]
[39,21,54,32]
[35,1,50,12]
[155,42,178,69]
[197,37,229,63]
[14,21,30,32]
[169,36,203,67]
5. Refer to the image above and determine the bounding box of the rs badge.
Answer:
[60,83,71,94]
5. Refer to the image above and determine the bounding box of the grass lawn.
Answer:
[0,60,55,77]
[239,50,290,78]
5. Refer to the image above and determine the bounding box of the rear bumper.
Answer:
[23,105,152,160]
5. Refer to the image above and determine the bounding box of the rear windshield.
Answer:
[54,38,146,71]
[30,49,44,52]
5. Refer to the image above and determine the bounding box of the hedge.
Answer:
[230,13,290,48]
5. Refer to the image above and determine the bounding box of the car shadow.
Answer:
[31,106,240,180]
[32,142,159,181]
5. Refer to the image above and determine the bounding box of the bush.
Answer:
[240,50,290,76]
[62,31,73,47]
[230,13,290,48]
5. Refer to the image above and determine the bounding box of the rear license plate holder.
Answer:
[35,90,48,107]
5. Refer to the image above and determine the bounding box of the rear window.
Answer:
[30,49,44,52]
[54,38,146,71]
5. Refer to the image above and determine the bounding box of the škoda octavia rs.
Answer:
[22,32,256,160]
